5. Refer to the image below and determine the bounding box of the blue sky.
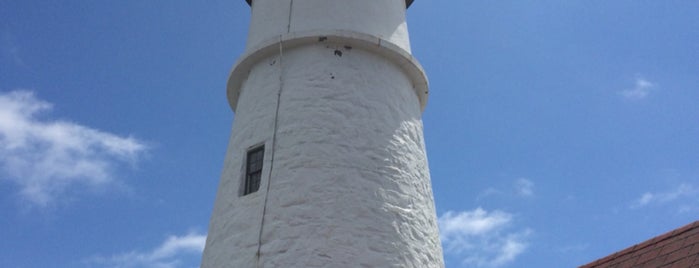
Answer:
[1,1,697,267]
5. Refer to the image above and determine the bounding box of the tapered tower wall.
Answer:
[202,0,443,267]
[245,0,412,52]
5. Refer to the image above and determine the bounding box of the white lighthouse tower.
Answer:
[201,0,444,267]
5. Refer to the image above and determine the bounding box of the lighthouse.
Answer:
[201,0,444,267]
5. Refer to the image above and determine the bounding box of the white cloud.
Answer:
[84,232,206,268]
[477,178,535,200]
[439,208,531,267]
[514,178,534,197]
[620,76,655,100]
[631,183,698,209]
[0,90,147,207]
[476,187,503,201]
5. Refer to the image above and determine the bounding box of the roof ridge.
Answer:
[632,220,699,252]
[580,220,699,267]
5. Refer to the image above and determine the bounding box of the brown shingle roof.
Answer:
[580,221,699,268]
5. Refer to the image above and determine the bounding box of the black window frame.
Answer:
[243,145,265,196]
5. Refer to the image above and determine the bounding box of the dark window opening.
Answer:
[243,145,264,195]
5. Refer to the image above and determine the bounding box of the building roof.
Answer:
[243,0,415,8]
[580,221,699,268]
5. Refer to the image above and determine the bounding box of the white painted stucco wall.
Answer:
[202,1,443,267]
[246,0,411,52]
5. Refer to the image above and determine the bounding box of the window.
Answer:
[243,145,264,195]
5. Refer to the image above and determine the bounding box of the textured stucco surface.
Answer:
[202,0,443,266]
[202,42,443,267]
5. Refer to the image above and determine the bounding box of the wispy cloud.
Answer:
[631,183,698,210]
[514,178,534,197]
[0,90,148,207]
[476,187,503,201]
[477,178,535,200]
[620,76,655,100]
[439,208,532,267]
[84,231,206,268]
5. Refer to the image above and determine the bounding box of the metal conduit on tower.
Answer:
[201,0,444,267]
